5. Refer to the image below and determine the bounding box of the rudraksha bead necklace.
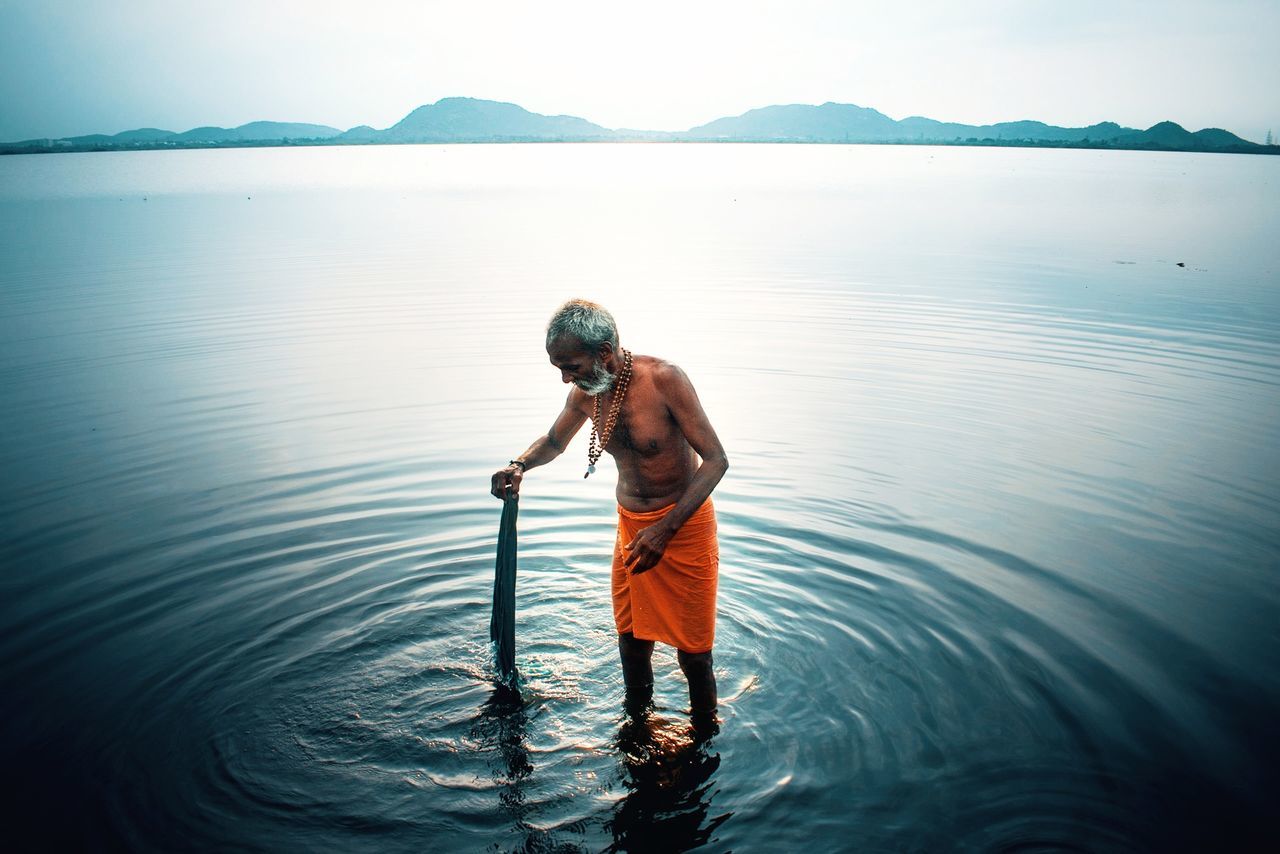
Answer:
[585,348,633,478]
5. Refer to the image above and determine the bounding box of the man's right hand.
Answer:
[490,464,524,499]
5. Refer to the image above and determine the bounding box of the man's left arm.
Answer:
[624,364,729,574]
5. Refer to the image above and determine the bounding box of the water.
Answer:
[1,144,1277,851]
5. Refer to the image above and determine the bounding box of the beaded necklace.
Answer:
[585,348,633,478]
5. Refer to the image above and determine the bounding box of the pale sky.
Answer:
[2,0,1277,143]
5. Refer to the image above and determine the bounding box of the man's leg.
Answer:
[677,648,717,716]
[618,632,655,715]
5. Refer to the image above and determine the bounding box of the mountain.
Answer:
[338,125,381,141]
[173,121,342,142]
[2,98,1271,155]
[895,118,1131,143]
[677,105,1263,151]
[172,126,242,142]
[377,97,613,142]
[1107,121,1256,151]
[681,104,1137,142]
[62,133,117,145]
[683,102,901,140]
[59,128,176,144]
[1191,127,1253,148]
[112,128,176,142]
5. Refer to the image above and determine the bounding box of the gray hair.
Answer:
[546,299,619,353]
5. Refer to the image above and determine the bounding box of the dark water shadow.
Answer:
[604,712,731,853]
[470,684,536,825]
[470,684,587,853]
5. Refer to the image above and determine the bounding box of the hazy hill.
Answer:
[62,133,119,145]
[174,122,342,142]
[371,97,613,142]
[172,126,242,142]
[339,125,381,141]
[3,98,1270,154]
[679,103,1141,143]
[683,102,901,140]
[64,128,177,145]
[1191,127,1253,148]
[1108,121,1256,151]
[675,104,1261,151]
[112,128,176,142]
[895,118,1131,142]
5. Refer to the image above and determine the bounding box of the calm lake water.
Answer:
[1,144,1278,852]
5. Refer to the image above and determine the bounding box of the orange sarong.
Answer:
[612,498,719,654]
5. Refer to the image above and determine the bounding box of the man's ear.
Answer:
[598,341,615,362]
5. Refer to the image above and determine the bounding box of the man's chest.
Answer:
[605,400,677,459]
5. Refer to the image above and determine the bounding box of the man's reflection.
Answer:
[471,684,731,852]
[605,705,729,853]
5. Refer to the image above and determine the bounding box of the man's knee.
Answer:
[619,632,654,659]
[677,648,713,671]
[678,648,717,715]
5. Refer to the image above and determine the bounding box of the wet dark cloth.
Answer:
[490,492,519,684]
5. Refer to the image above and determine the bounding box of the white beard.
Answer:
[574,358,615,395]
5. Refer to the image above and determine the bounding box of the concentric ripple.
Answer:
[2,144,1278,852]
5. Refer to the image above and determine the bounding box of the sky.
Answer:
[2,0,1278,143]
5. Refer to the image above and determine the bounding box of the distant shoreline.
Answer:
[4,137,1277,157]
[6,97,1274,157]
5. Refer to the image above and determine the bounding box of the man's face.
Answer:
[547,338,614,395]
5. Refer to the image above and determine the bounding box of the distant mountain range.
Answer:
[3,97,1272,155]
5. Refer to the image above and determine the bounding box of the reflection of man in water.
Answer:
[491,299,729,723]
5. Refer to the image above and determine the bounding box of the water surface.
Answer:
[2,144,1278,851]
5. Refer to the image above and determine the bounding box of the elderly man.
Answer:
[491,299,729,721]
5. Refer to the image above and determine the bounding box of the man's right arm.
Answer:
[490,389,589,498]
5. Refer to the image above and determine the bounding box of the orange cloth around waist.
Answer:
[611,497,719,653]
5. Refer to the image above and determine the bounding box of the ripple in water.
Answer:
[1,145,1277,851]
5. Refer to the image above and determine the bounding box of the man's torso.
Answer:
[574,355,698,512]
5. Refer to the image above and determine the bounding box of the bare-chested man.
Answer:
[490,299,729,721]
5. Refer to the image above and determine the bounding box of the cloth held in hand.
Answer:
[490,492,519,683]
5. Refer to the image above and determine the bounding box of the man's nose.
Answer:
[561,370,573,384]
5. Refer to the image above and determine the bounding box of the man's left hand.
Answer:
[623,524,672,574]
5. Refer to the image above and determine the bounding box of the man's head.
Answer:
[546,299,620,395]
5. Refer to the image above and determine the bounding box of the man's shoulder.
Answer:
[634,355,693,396]
[635,354,685,382]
